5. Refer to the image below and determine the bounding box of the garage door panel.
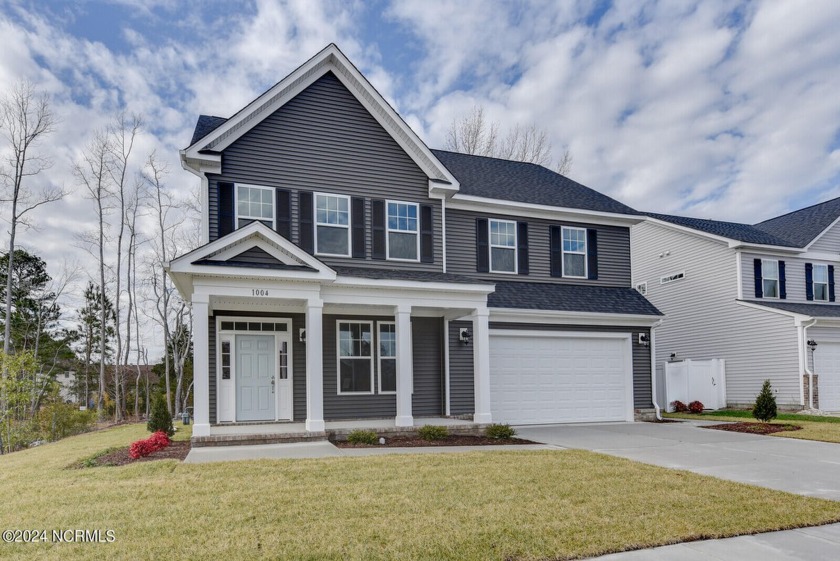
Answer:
[490,333,631,425]
[814,343,840,412]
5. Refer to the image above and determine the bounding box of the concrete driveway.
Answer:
[516,421,840,501]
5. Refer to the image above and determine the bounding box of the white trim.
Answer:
[200,174,210,245]
[449,194,643,227]
[385,200,420,262]
[736,251,743,300]
[443,319,450,416]
[761,258,780,299]
[314,192,352,258]
[561,226,587,279]
[813,263,829,302]
[441,198,447,273]
[216,333,235,423]
[336,319,375,395]
[235,183,276,230]
[644,215,806,253]
[634,281,647,296]
[489,218,518,274]
[377,321,397,394]
[489,307,663,327]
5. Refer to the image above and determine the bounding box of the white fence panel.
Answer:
[665,359,726,411]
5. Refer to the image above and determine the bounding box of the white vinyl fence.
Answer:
[664,359,726,411]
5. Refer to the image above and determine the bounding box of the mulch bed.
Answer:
[81,441,191,467]
[704,422,802,435]
[334,435,537,448]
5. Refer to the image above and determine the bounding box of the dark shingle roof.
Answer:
[431,150,639,215]
[190,115,228,146]
[488,281,662,316]
[333,266,491,285]
[644,213,798,247]
[754,197,840,248]
[741,300,840,318]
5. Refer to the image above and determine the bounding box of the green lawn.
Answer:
[1,424,840,561]
[665,410,840,444]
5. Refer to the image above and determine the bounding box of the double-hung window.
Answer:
[378,322,396,394]
[813,264,829,301]
[387,201,419,261]
[562,226,587,278]
[236,184,275,229]
[489,219,517,273]
[337,321,373,394]
[762,259,779,298]
[315,193,350,256]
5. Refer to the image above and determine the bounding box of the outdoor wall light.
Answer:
[459,327,472,345]
[807,339,818,352]
[299,328,306,344]
[638,333,650,347]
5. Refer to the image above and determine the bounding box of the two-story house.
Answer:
[632,199,840,413]
[168,44,661,440]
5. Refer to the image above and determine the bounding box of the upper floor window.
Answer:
[562,226,587,278]
[813,264,828,301]
[315,193,350,256]
[762,259,779,298]
[387,201,419,261]
[489,219,517,273]
[236,184,275,229]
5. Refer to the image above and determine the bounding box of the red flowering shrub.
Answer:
[689,400,705,414]
[672,400,689,413]
[129,431,171,459]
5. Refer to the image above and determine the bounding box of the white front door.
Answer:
[236,335,276,421]
[813,342,840,412]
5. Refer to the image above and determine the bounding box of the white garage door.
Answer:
[490,330,632,425]
[813,343,840,412]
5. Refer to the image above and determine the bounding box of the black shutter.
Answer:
[516,222,529,275]
[372,199,386,260]
[351,197,365,258]
[550,225,563,277]
[275,189,291,239]
[420,205,434,263]
[587,229,598,280]
[298,191,314,253]
[830,265,836,302]
[476,218,489,273]
[805,263,814,301]
[218,182,235,237]
[753,259,763,298]
[779,261,786,299]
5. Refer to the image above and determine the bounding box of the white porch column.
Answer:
[305,299,325,432]
[191,294,210,437]
[395,305,414,427]
[472,308,492,424]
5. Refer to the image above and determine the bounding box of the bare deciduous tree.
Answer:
[445,105,572,174]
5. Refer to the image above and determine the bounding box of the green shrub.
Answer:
[753,380,778,423]
[418,425,449,441]
[37,403,96,441]
[485,423,516,439]
[147,394,174,437]
[346,429,378,445]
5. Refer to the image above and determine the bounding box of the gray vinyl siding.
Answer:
[808,222,840,253]
[446,208,631,286]
[208,317,216,424]
[631,221,801,407]
[449,320,475,415]
[488,322,652,409]
[741,252,835,304]
[412,317,444,416]
[208,71,443,271]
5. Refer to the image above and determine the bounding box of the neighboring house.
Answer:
[168,44,661,439]
[632,198,840,412]
[56,371,77,404]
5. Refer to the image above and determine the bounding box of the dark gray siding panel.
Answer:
[209,72,442,271]
[208,315,216,424]
[411,317,444,416]
[449,320,475,415]
[488,323,652,409]
[227,246,283,265]
[323,315,397,420]
[447,208,631,286]
[208,181,218,241]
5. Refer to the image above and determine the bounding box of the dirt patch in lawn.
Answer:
[334,435,537,448]
[704,422,803,435]
[75,441,191,468]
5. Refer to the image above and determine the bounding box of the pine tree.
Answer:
[752,379,777,423]
[147,393,174,436]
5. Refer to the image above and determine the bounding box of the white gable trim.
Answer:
[449,194,643,227]
[182,44,459,194]
[644,216,804,253]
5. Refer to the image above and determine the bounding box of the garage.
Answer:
[489,330,633,424]
[812,342,840,411]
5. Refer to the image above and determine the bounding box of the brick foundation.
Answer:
[803,374,820,409]
[634,408,657,421]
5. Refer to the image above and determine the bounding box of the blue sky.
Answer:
[1,0,840,289]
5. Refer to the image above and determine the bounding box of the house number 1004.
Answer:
[252,289,269,296]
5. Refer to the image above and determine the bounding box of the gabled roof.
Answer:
[332,266,491,285]
[190,115,227,146]
[488,281,662,316]
[754,196,840,248]
[433,150,639,216]
[644,213,798,247]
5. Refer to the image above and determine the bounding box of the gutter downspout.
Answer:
[803,318,818,410]
[650,318,664,420]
